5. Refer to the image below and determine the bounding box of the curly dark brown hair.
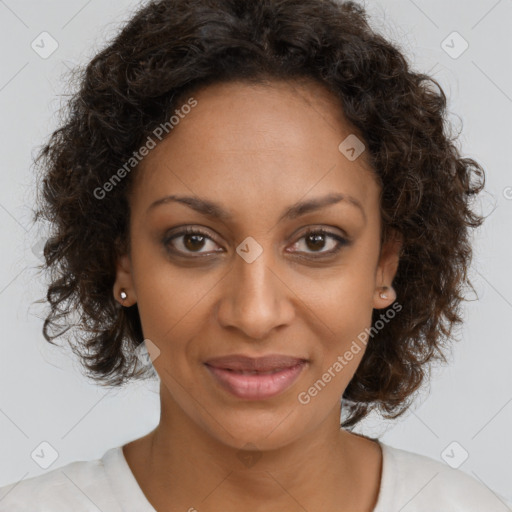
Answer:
[32,0,485,428]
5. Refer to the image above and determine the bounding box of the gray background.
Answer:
[0,0,511,505]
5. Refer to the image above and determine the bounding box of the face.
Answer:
[115,79,401,451]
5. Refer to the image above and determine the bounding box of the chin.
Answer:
[198,406,311,452]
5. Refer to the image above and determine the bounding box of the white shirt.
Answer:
[0,442,510,511]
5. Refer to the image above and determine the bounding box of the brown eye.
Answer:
[288,229,349,257]
[163,226,349,260]
[163,227,223,256]
[305,232,328,251]
[183,233,207,252]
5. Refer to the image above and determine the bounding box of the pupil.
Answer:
[306,233,325,251]
[184,234,205,251]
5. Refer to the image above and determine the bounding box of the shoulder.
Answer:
[376,442,512,512]
[0,449,119,512]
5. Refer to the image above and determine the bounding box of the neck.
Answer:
[123,385,382,512]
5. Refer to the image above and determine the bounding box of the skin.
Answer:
[114,78,402,512]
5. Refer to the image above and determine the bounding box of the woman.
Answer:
[0,0,509,510]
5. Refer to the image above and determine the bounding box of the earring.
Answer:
[379,286,389,299]
[120,289,127,301]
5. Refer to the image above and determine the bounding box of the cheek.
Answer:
[135,280,208,363]
[304,258,377,335]
[297,286,373,409]
[302,256,378,382]
[131,266,224,389]
[324,277,375,340]
[129,233,211,329]
[129,250,197,360]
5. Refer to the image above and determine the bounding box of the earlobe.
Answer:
[375,285,397,308]
[373,230,403,309]
[113,253,137,306]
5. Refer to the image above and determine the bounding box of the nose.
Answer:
[215,247,295,340]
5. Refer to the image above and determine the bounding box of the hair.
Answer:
[32,0,485,428]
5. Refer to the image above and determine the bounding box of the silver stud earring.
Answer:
[379,287,389,299]
[120,290,127,301]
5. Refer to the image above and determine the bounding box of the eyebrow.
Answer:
[146,192,366,223]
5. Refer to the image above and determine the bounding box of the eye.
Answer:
[163,227,223,256]
[163,226,350,259]
[287,228,350,258]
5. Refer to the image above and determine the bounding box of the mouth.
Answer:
[204,354,308,400]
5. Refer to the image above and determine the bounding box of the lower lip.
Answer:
[205,362,306,400]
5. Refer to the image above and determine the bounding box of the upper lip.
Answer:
[204,354,307,372]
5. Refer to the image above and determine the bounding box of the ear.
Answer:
[113,252,137,306]
[373,229,402,309]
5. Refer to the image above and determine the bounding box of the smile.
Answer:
[204,354,308,400]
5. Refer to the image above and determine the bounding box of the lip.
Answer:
[204,354,307,372]
[204,354,308,400]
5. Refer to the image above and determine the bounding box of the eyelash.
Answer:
[163,226,350,259]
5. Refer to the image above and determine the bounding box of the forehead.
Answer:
[130,79,379,221]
